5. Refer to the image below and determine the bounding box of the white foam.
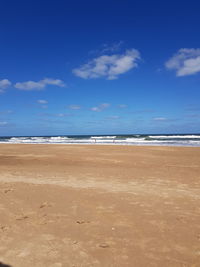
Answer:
[149,135,200,139]
[91,136,116,139]
[0,134,199,147]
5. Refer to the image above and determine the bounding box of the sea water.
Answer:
[0,134,200,146]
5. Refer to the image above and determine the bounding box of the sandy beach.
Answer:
[0,144,200,267]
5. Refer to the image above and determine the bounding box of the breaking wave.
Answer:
[0,134,200,146]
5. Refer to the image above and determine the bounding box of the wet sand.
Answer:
[0,144,200,267]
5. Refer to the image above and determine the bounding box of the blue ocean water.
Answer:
[0,134,200,146]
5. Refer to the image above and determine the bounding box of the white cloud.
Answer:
[15,78,65,90]
[0,121,8,126]
[42,78,65,87]
[68,105,81,110]
[57,113,66,117]
[90,107,101,112]
[0,79,11,93]
[73,49,141,80]
[165,48,200,76]
[15,81,44,90]
[153,117,167,121]
[39,112,70,118]
[118,104,127,108]
[37,99,48,104]
[100,41,124,54]
[90,103,110,112]
[89,42,124,56]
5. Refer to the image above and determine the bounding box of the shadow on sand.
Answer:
[0,263,12,267]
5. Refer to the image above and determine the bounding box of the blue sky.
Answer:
[0,0,200,136]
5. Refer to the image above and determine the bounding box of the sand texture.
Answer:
[0,144,200,267]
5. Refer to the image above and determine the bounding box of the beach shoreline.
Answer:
[1,142,200,148]
[0,144,200,266]
[1,133,200,147]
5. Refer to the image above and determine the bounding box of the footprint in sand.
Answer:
[39,202,52,209]
[99,243,110,248]
[76,220,91,224]
[176,215,186,223]
[0,225,9,232]
[15,215,29,221]
[3,188,14,194]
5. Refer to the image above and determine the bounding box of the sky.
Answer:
[0,0,200,136]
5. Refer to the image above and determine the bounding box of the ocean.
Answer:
[0,134,200,146]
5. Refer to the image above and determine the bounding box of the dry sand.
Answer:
[0,144,200,267]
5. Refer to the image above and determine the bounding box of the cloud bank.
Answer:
[165,48,200,76]
[15,78,65,90]
[73,49,141,80]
